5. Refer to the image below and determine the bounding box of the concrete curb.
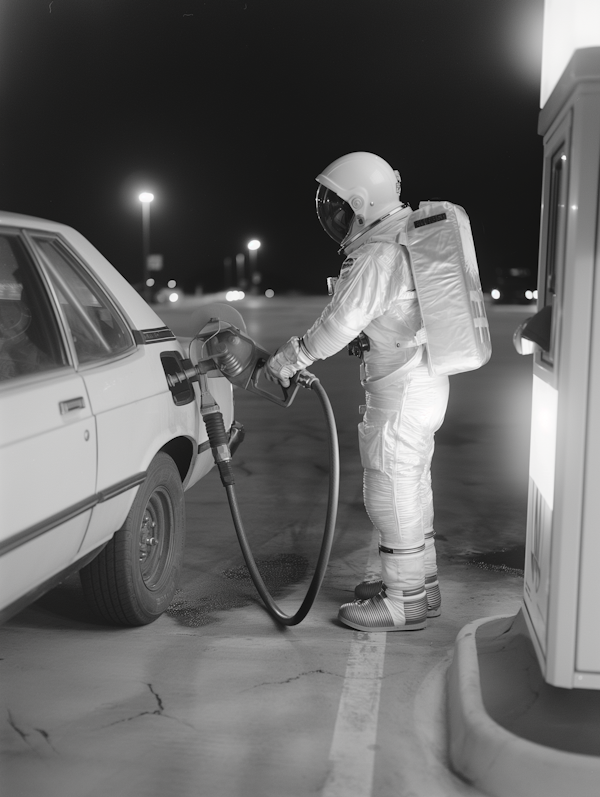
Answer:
[447,613,600,797]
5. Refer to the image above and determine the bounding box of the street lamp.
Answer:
[139,192,154,302]
[247,239,261,294]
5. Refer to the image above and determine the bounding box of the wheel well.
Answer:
[160,436,194,483]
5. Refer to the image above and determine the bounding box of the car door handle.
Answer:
[59,396,86,414]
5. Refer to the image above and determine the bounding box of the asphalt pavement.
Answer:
[0,295,534,797]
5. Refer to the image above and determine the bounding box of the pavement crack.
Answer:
[106,710,160,726]
[104,684,197,731]
[106,710,198,730]
[6,711,58,754]
[7,710,30,744]
[35,727,58,752]
[147,682,164,713]
[249,668,340,689]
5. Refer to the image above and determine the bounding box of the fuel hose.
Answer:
[210,375,339,626]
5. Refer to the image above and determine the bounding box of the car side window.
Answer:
[31,236,134,365]
[0,233,68,382]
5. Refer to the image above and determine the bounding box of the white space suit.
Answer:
[267,152,449,631]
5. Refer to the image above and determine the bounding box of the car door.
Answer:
[0,230,97,620]
[26,233,157,557]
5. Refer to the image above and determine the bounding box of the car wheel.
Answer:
[80,452,186,626]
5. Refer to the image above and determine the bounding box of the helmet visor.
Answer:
[316,184,354,243]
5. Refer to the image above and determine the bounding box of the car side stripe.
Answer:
[97,472,146,502]
[0,472,147,557]
[1,497,98,557]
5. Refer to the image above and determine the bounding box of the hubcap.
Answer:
[137,487,174,590]
[139,513,158,560]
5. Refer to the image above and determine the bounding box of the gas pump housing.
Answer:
[524,47,600,689]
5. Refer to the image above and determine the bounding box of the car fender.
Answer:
[77,376,233,560]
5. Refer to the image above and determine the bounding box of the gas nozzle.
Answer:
[205,331,254,379]
[168,318,319,407]
[193,320,302,407]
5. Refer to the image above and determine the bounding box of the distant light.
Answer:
[167,279,177,288]
[168,292,179,303]
[561,155,567,161]
[525,290,534,300]
[533,289,538,299]
[265,289,275,298]
[226,290,245,302]
[540,0,600,106]
[146,278,155,287]
[491,289,501,300]
[248,239,261,251]
[139,192,154,203]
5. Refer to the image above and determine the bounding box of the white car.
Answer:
[0,211,241,626]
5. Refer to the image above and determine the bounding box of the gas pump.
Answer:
[447,8,600,796]
[514,46,600,689]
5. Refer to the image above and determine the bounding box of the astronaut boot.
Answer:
[355,531,442,617]
[339,551,427,632]
[424,530,441,617]
[353,578,385,601]
[353,577,442,617]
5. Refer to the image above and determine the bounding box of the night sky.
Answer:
[0,0,544,295]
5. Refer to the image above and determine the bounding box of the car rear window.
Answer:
[0,233,68,382]
[31,237,134,365]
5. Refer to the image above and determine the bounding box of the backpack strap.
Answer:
[393,326,427,349]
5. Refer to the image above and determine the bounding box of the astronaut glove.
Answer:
[265,337,312,387]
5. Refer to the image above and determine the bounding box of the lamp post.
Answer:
[235,253,246,289]
[247,239,261,294]
[138,192,154,302]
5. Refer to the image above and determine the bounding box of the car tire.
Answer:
[80,452,186,626]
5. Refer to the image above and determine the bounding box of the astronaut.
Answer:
[266,152,449,631]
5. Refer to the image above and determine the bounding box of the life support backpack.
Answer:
[401,200,492,377]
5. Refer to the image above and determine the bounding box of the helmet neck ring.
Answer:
[338,203,409,254]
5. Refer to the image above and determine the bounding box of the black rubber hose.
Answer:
[224,377,339,625]
[204,411,236,485]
